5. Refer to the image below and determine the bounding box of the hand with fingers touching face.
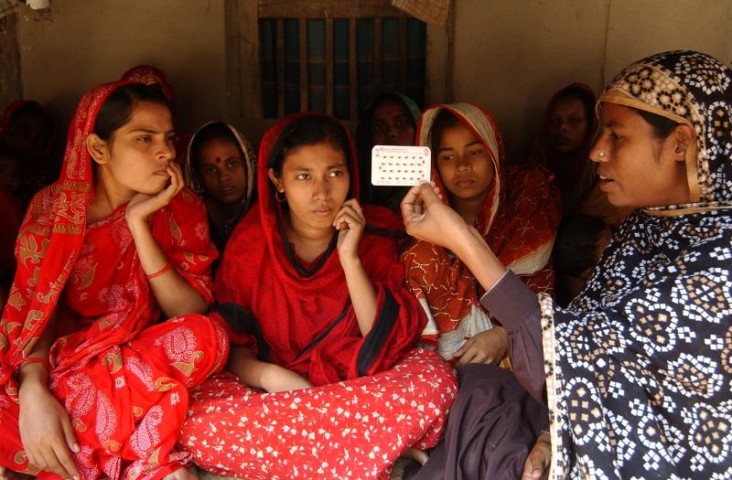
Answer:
[126,161,184,224]
[333,198,366,262]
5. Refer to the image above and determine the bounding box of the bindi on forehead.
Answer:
[215,157,222,164]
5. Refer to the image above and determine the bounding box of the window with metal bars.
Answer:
[257,1,426,121]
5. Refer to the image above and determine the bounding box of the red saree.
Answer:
[0,82,228,480]
[181,112,456,479]
[403,104,561,359]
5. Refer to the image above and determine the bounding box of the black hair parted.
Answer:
[269,115,351,177]
[94,84,173,141]
[190,122,241,168]
[553,87,595,127]
[429,108,462,155]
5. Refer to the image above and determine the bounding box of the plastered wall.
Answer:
[18,0,226,134]
[445,0,732,162]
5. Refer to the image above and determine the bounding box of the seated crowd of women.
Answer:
[0,50,730,480]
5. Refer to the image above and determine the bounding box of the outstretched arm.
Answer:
[401,182,507,292]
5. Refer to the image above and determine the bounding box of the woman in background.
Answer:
[356,92,421,212]
[185,121,256,253]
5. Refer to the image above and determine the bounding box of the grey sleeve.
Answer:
[480,271,546,403]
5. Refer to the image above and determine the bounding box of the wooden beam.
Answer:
[374,18,382,92]
[398,17,407,93]
[0,13,22,108]
[260,0,405,19]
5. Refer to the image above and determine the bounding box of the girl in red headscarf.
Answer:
[0,82,228,480]
[180,113,456,479]
[402,103,561,364]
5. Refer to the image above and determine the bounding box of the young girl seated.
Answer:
[185,121,256,253]
[180,113,456,479]
[402,104,561,363]
[0,82,228,480]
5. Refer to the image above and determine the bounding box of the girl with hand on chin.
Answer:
[0,82,228,480]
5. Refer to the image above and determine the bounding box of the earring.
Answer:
[275,190,286,203]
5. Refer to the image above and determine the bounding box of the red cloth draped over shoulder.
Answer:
[403,104,560,337]
[215,112,426,386]
[0,82,218,394]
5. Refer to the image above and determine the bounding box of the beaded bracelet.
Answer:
[145,261,172,279]
[15,355,51,372]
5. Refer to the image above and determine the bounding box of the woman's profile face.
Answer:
[271,141,350,233]
[590,103,689,208]
[435,122,494,204]
[98,101,176,197]
[198,137,247,206]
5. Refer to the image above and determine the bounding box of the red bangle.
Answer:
[145,262,173,279]
[15,356,51,372]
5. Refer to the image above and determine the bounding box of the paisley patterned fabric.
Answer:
[541,51,732,478]
[0,82,229,479]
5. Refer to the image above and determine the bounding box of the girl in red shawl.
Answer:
[0,82,228,480]
[180,113,456,479]
[120,65,190,169]
[402,103,560,364]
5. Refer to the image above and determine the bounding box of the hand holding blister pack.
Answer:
[371,145,431,187]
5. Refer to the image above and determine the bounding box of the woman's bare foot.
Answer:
[163,466,199,480]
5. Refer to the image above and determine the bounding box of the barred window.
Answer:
[228,0,427,123]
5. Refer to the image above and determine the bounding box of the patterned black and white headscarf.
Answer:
[540,51,732,478]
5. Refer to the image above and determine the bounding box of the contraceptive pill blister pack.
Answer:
[371,145,431,186]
